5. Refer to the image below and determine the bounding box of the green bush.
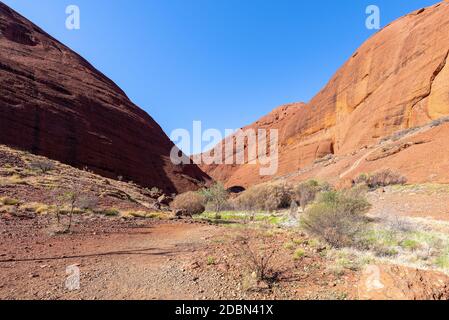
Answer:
[200,183,229,219]
[293,248,306,260]
[102,209,120,216]
[301,189,371,248]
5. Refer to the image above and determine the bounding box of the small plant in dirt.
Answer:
[52,184,89,232]
[293,248,305,261]
[283,241,296,251]
[0,197,20,206]
[235,230,280,283]
[200,182,229,219]
[301,188,372,248]
[170,191,205,215]
[101,208,120,217]
[206,256,216,265]
[29,159,55,174]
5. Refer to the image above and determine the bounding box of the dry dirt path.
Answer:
[0,219,218,300]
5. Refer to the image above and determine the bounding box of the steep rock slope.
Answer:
[0,2,209,193]
[201,2,449,187]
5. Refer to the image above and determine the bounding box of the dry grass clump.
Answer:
[170,191,205,215]
[100,208,120,216]
[121,210,166,219]
[20,202,50,214]
[232,180,333,213]
[232,182,292,212]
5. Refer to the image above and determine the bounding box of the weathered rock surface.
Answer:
[357,264,449,300]
[201,2,449,187]
[0,3,209,193]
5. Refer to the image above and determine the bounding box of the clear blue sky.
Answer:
[3,0,438,141]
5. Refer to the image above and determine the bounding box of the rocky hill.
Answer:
[0,2,210,193]
[200,1,449,188]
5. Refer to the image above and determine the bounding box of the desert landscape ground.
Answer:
[2,140,449,300]
[2,1,449,302]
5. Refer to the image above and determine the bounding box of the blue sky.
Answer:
[3,0,438,144]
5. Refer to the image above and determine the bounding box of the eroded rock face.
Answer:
[357,264,449,300]
[0,3,210,193]
[201,2,449,187]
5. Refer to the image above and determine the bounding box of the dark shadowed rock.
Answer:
[0,3,210,193]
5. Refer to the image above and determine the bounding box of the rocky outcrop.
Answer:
[201,2,449,187]
[357,264,449,300]
[0,3,210,193]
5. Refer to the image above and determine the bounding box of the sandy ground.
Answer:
[0,213,357,300]
[0,216,218,300]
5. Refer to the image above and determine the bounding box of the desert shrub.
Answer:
[29,159,55,174]
[206,256,216,265]
[170,191,205,215]
[200,183,229,219]
[235,230,280,282]
[101,208,120,216]
[293,248,306,260]
[292,180,319,210]
[365,169,407,189]
[301,189,371,248]
[233,182,292,212]
[353,173,369,185]
[1,197,19,206]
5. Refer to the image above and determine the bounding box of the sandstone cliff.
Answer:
[0,2,210,193]
[201,2,449,187]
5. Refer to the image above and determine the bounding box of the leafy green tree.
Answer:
[201,183,229,219]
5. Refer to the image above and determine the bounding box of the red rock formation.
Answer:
[201,2,449,187]
[0,3,210,193]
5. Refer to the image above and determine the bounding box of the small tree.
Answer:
[29,159,55,174]
[53,184,87,232]
[201,183,229,219]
